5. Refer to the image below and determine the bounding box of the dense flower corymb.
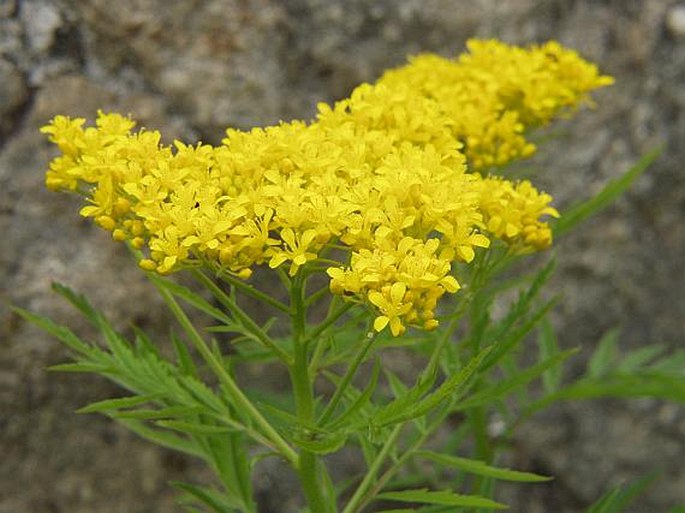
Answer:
[41,39,612,335]
[379,39,614,171]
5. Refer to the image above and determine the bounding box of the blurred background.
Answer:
[1,0,684,511]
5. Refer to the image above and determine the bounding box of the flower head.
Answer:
[42,40,612,335]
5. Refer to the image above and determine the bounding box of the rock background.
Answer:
[1,0,684,512]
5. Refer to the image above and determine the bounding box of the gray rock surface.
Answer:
[2,1,683,512]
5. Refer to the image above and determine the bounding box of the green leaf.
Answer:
[416,451,551,482]
[553,147,661,238]
[481,296,560,372]
[179,506,204,513]
[457,348,579,410]
[113,405,203,420]
[51,282,101,323]
[157,419,240,435]
[76,394,162,413]
[385,367,412,399]
[172,481,243,513]
[373,348,490,428]
[376,489,506,509]
[406,348,491,420]
[650,349,685,375]
[530,375,685,411]
[226,335,285,363]
[133,327,162,358]
[258,402,347,455]
[259,401,311,433]
[171,330,199,377]
[292,429,348,455]
[357,430,379,468]
[415,507,477,513]
[47,362,112,373]
[204,325,250,334]
[487,258,556,343]
[586,473,657,513]
[179,375,229,416]
[440,422,472,458]
[616,345,666,374]
[49,284,139,372]
[326,358,381,430]
[147,274,233,325]
[372,367,438,428]
[116,417,203,457]
[587,329,620,379]
[90,309,135,368]
[13,306,93,355]
[537,317,562,394]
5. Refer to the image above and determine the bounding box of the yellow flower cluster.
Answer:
[478,176,560,252]
[42,40,611,336]
[379,39,614,170]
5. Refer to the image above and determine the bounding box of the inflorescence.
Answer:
[42,39,612,336]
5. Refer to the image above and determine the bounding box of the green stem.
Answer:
[354,403,458,511]
[292,344,327,511]
[318,330,375,426]
[289,274,335,513]
[155,284,299,466]
[340,303,464,513]
[470,404,491,463]
[341,423,404,513]
[423,315,460,380]
[469,406,492,494]
[467,276,492,493]
[305,283,331,307]
[193,269,293,365]
[216,268,290,313]
[308,334,330,376]
[276,267,292,289]
[304,301,354,345]
[306,294,342,375]
[344,313,465,512]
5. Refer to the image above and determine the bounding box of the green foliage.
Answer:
[371,348,490,428]
[455,348,578,411]
[172,481,244,513]
[526,332,685,415]
[537,317,563,394]
[415,451,551,483]
[323,358,381,430]
[376,488,506,509]
[586,474,657,513]
[16,283,258,512]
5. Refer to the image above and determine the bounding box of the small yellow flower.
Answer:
[368,282,412,336]
[138,259,157,271]
[269,228,319,276]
